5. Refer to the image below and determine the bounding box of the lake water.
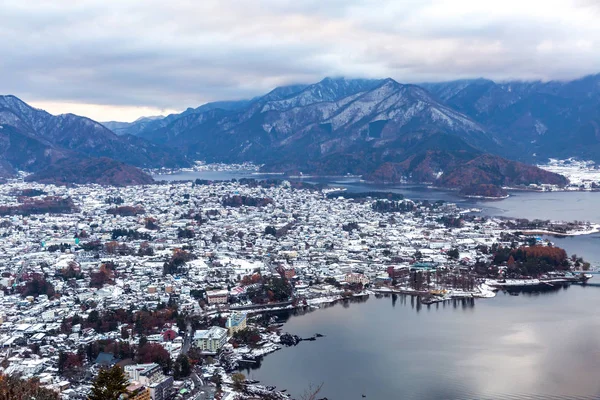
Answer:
[157,170,600,399]
[244,289,600,400]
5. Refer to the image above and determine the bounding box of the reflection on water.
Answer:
[244,288,600,400]
[158,170,600,398]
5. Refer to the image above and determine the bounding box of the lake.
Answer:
[157,169,600,399]
[244,289,600,400]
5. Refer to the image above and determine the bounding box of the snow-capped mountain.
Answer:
[423,74,600,162]
[0,95,190,184]
[131,77,493,162]
[0,95,189,169]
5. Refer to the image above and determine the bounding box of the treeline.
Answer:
[105,196,125,205]
[177,228,195,238]
[372,200,415,213]
[89,262,117,288]
[458,184,508,198]
[47,243,71,253]
[111,229,152,240]
[11,188,47,197]
[245,276,292,304]
[163,249,196,276]
[64,306,182,338]
[18,274,55,298]
[504,218,584,234]
[221,195,273,208]
[264,223,294,238]
[342,222,360,232]
[493,245,569,275]
[107,206,145,216]
[0,196,75,216]
[0,373,58,400]
[438,215,463,228]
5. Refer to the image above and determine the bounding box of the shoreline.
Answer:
[519,225,600,236]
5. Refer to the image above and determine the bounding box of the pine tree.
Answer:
[173,354,191,379]
[88,365,129,400]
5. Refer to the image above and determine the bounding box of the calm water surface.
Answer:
[158,170,600,399]
[245,290,600,400]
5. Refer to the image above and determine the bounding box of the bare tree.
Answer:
[300,383,324,400]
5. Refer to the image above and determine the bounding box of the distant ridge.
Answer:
[101,76,569,190]
[0,95,189,185]
[6,72,598,188]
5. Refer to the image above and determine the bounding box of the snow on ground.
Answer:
[538,158,600,188]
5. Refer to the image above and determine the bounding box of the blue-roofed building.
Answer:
[410,262,438,271]
[226,312,247,336]
[95,352,120,367]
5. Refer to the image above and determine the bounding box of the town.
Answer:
[0,176,594,400]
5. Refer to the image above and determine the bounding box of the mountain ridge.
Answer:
[7,72,599,189]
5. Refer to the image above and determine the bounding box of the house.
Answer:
[345,273,369,285]
[206,289,228,305]
[95,352,120,367]
[225,312,247,336]
[162,329,177,342]
[277,265,296,279]
[387,266,409,280]
[193,326,228,353]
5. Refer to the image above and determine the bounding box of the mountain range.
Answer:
[0,95,190,185]
[4,74,600,188]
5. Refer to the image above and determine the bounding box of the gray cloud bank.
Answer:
[2,0,600,111]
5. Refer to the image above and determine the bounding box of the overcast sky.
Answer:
[2,0,600,122]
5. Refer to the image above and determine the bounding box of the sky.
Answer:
[2,0,600,122]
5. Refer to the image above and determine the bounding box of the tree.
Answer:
[136,343,172,374]
[173,354,191,379]
[144,217,159,230]
[0,373,59,400]
[88,365,129,400]
[58,351,82,375]
[120,326,129,340]
[19,274,55,298]
[87,310,100,324]
[232,372,245,391]
[447,248,460,259]
[300,383,324,400]
[210,371,222,388]
[137,241,154,257]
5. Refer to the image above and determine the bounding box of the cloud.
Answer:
[1,0,599,121]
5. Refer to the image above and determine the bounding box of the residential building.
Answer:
[125,363,173,400]
[206,289,228,304]
[345,273,369,285]
[193,326,228,353]
[225,312,247,336]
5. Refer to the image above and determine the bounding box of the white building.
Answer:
[193,326,228,353]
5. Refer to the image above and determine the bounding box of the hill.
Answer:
[25,157,154,186]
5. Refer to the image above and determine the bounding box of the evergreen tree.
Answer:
[173,354,191,379]
[88,365,129,400]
